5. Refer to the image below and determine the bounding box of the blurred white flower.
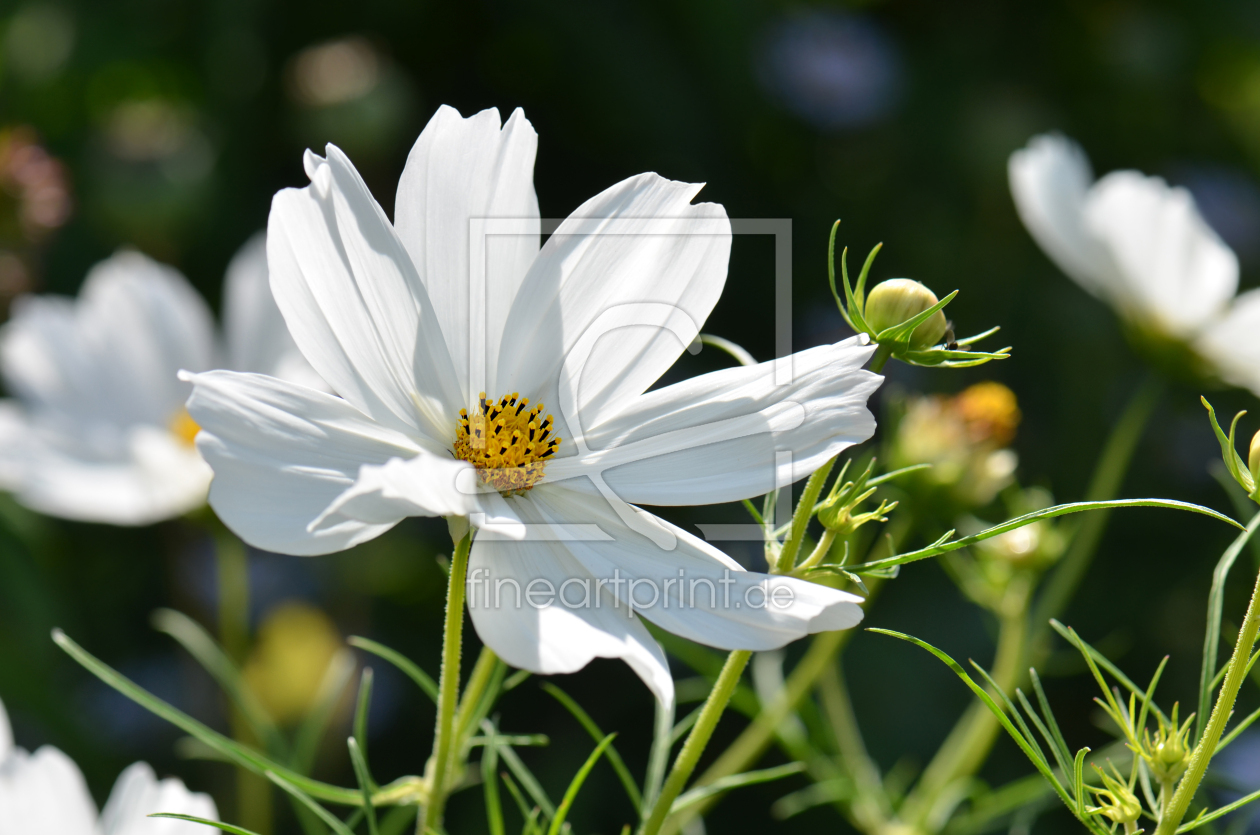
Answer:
[183,105,882,704]
[1009,133,1260,395]
[0,696,217,834]
[0,234,319,525]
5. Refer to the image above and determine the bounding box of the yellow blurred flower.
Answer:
[243,602,344,725]
[889,381,1021,509]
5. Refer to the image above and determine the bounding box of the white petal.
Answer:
[7,425,210,525]
[1,250,215,429]
[223,232,326,390]
[1197,288,1260,397]
[266,146,462,442]
[185,370,425,555]
[395,106,540,403]
[0,746,101,835]
[496,172,731,429]
[467,516,674,706]
[100,762,218,835]
[0,697,11,760]
[1085,170,1238,336]
[312,451,477,531]
[545,337,880,506]
[1008,133,1118,299]
[524,486,864,651]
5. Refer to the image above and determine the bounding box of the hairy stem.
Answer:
[422,529,472,834]
[641,649,753,835]
[1156,557,1260,835]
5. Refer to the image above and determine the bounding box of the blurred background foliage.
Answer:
[3,1,1260,833]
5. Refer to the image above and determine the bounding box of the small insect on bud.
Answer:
[863,278,949,349]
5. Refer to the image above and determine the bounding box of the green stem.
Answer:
[1156,559,1260,835]
[794,529,837,575]
[819,660,891,831]
[868,343,894,374]
[422,529,472,834]
[660,515,909,835]
[215,528,250,665]
[1029,374,1161,658]
[898,582,1030,829]
[776,458,837,573]
[212,527,270,832]
[640,649,753,835]
[454,645,499,750]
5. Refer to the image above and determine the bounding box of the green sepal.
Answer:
[1202,397,1256,497]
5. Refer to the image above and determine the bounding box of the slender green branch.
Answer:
[1157,557,1260,835]
[422,529,472,834]
[641,650,753,835]
[776,458,836,573]
[818,659,891,831]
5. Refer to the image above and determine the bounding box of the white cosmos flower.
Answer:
[0,697,217,834]
[182,105,882,704]
[1009,133,1260,396]
[0,235,320,525]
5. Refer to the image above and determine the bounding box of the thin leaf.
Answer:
[771,778,853,820]
[1031,669,1074,779]
[52,630,368,806]
[865,463,932,488]
[874,289,959,343]
[499,768,534,821]
[348,637,438,704]
[643,696,674,817]
[853,242,882,310]
[1049,621,1169,725]
[546,734,617,835]
[867,629,1077,813]
[1175,788,1260,833]
[669,762,807,815]
[468,734,550,748]
[354,667,375,782]
[503,669,532,692]
[151,608,285,755]
[540,683,642,810]
[498,742,556,819]
[148,815,263,835]
[1218,705,1260,751]
[265,770,356,835]
[347,738,379,835]
[481,719,506,835]
[859,500,1242,574]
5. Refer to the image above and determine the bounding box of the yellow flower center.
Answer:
[169,408,201,446]
[454,392,561,495]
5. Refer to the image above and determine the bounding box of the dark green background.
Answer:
[2,1,1259,832]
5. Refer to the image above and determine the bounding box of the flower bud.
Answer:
[863,278,948,348]
[1251,429,1260,482]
